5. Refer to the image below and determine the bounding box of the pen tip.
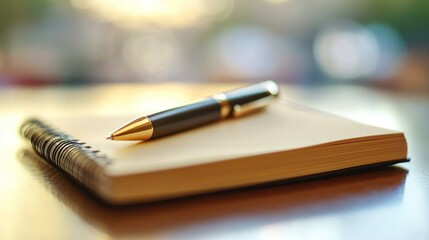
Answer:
[106,136,113,140]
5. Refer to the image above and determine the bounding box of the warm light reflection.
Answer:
[0,116,28,240]
[71,0,231,29]
[96,85,194,115]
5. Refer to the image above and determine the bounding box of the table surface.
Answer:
[1,83,428,240]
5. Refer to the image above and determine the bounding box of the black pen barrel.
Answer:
[224,81,278,109]
[148,98,221,139]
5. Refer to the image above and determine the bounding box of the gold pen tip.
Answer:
[106,135,113,140]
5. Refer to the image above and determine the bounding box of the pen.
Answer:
[108,80,279,141]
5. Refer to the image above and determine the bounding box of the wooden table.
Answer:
[1,83,428,239]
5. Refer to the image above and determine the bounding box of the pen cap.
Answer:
[223,81,279,117]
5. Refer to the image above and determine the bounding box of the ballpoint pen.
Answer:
[108,80,279,141]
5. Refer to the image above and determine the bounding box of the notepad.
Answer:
[20,101,408,204]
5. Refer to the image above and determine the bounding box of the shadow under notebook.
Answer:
[18,148,408,239]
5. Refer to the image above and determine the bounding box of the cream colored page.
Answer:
[54,102,399,175]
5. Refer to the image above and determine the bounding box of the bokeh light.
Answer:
[314,21,405,82]
[210,26,282,79]
[314,22,380,81]
[122,32,182,80]
[206,26,307,82]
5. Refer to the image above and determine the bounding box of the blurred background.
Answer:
[0,0,428,93]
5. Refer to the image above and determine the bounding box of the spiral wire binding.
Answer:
[20,119,111,191]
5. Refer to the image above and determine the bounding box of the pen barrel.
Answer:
[224,81,277,107]
[222,81,279,117]
[148,98,221,139]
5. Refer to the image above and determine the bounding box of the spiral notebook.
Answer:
[20,101,408,204]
